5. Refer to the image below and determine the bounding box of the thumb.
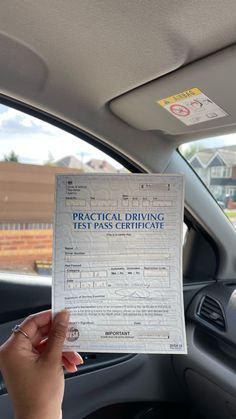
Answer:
[43,310,69,362]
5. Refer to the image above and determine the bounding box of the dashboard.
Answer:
[174,282,236,419]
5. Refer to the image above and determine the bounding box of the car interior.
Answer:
[1,1,236,418]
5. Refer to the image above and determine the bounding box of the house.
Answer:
[86,158,117,173]
[189,147,236,201]
[55,155,94,172]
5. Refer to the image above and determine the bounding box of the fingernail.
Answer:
[75,353,84,364]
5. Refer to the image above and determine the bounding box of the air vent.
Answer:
[198,295,225,330]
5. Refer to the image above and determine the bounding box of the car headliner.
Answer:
[1,0,236,171]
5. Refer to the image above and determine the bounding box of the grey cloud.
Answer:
[0,117,55,137]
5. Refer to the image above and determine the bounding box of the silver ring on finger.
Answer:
[12,324,30,339]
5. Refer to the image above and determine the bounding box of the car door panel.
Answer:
[174,282,236,419]
[0,312,184,419]
[0,274,208,419]
[0,274,51,323]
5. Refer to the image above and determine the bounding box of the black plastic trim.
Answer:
[0,354,135,395]
[65,353,135,379]
[183,207,219,280]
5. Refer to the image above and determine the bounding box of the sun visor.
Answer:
[110,46,236,135]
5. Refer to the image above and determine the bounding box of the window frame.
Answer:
[0,93,143,175]
[0,94,190,274]
[211,166,231,178]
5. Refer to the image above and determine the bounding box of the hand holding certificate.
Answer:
[52,174,187,354]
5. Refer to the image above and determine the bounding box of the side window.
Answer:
[0,104,128,277]
[179,137,236,230]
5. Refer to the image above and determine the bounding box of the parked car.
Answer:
[217,199,226,210]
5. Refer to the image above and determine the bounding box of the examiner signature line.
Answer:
[114,289,151,299]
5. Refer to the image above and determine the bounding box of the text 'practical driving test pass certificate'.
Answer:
[52,174,187,354]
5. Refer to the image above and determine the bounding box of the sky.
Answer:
[0,104,123,168]
[180,133,236,153]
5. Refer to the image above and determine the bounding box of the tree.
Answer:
[4,151,19,162]
[179,143,203,161]
[44,151,55,166]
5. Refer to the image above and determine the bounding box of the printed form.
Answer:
[53,174,187,353]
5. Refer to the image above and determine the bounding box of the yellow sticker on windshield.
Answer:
[157,88,228,126]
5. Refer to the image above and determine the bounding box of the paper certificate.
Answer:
[52,174,187,354]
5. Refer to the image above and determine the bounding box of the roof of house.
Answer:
[55,156,94,172]
[190,148,236,168]
[86,159,117,173]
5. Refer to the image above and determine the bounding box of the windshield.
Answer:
[179,134,236,230]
